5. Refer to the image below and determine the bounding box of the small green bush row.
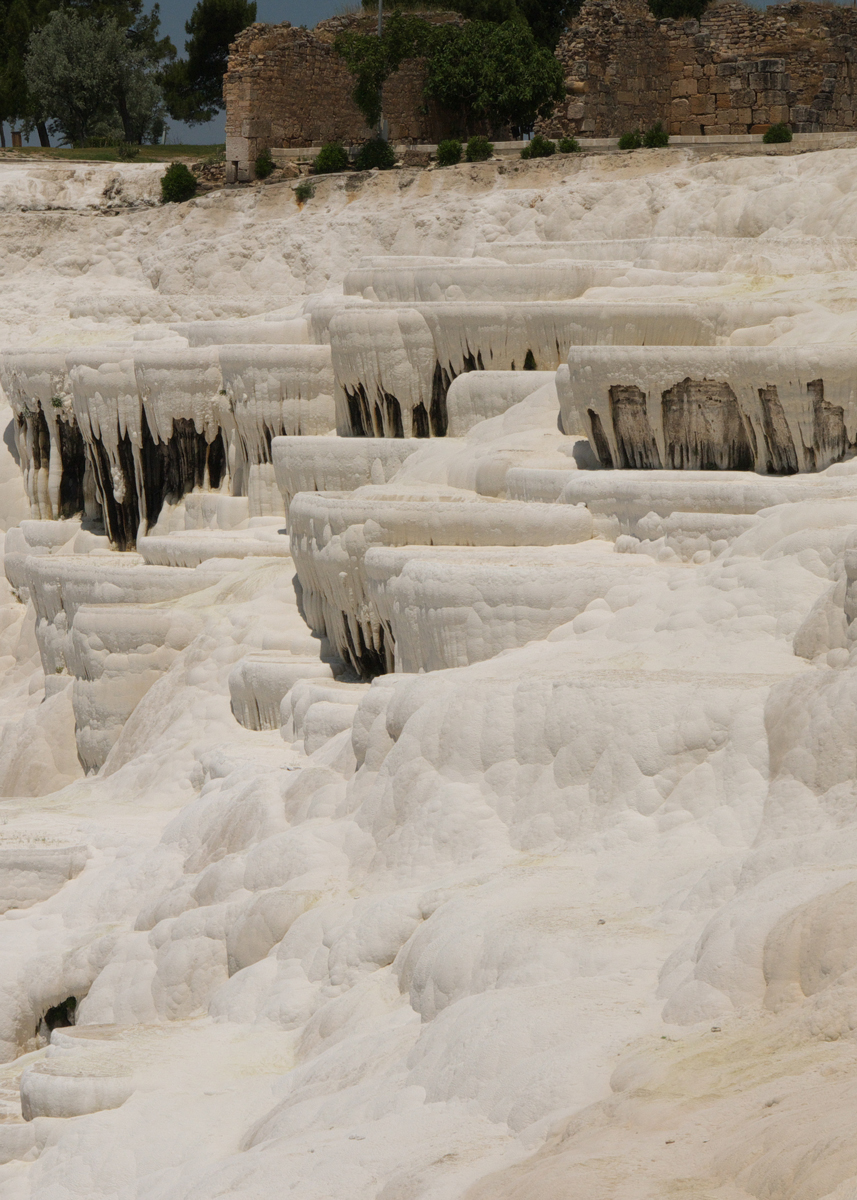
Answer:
[436,135,496,165]
[311,138,397,173]
[616,120,792,149]
[520,133,580,159]
[309,135,496,173]
[618,121,670,150]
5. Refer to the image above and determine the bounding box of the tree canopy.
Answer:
[161,0,257,125]
[424,20,565,135]
[65,0,174,60]
[358,0,579,49]
[24,6,170,144]
[338,9,566,137]
[1,0,176,142]
[0,0,57,143]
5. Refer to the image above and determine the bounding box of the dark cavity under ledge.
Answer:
[17,408,88,518]
[343,362,452,438]
[89,411,227,550]
[586,377,851,473]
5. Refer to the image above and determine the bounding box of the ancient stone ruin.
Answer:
[225,0,857,177]
[546,0,857,138]
[224,12,461,178]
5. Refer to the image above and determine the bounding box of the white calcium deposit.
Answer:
[2,147,857,1199]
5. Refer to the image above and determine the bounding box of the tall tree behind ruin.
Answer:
[162,0,257,125]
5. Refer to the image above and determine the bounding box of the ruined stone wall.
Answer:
[224,13,459,176]
[541,0,857,139]
[539,0,671,139]
[225,0,857,168]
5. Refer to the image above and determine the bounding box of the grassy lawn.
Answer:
[3,144,224,164]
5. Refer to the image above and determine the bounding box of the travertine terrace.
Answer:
[2,146,857,1198]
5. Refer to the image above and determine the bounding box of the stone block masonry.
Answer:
[541,0,857,139]
[224,13,460,180]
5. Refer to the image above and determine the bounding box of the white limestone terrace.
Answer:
[2,146,857,1200]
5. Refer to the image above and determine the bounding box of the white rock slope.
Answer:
[0,147,857,1200]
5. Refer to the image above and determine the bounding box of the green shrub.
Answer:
[522,133,555,159]
[255,147,275,178]
[618,129,643,150]
[436,138,462,166]
[763,122,792,144]
[116,141,140,161]
[313,142,349,174]
[355,137,397,170]
[161,162,197,203]
[643,120,669,148]
[294,180,314,203]
[558,135,580,153]
[465,134,493,162]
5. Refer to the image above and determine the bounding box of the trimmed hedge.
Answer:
[255,147,275,178]
[314,142,349,174]
[161,162,197,203]
[618,129,643,150]
[763,123,792,144]
[437,138,462,166]
[466,135,494,162]
[355,137,397,170]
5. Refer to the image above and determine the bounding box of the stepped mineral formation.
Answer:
[1,146,857,1199]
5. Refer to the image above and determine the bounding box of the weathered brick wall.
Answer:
[542,0,857,138]
[224,13,459,176]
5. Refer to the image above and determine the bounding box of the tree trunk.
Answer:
[37,122,50,148]
[0,123,5,149]
[116,90,134,143]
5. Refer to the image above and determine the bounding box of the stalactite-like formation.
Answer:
[560,346,857,474]
[0,352,92,521]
